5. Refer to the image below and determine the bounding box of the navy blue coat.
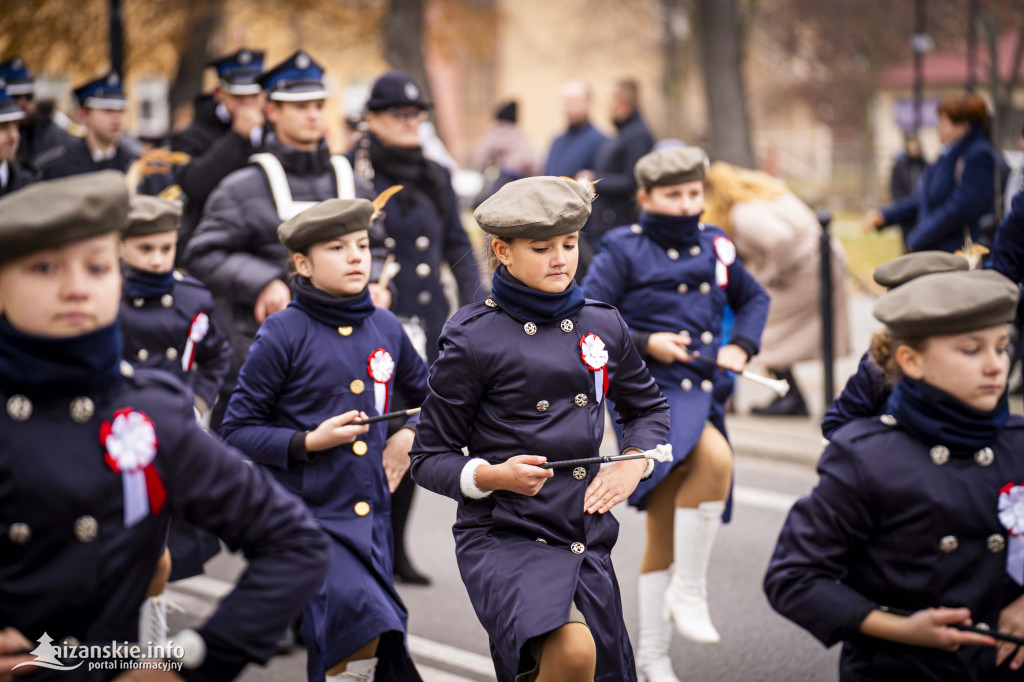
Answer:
[0,365,328,682]
[0,160,36,197]
[410,298,670,682]
[544,122,608,178]
[583,222,769,509]
[821,350,889,440]
[765,414,1024,681]
[586,113,654,248]
[220,304,429,682]
[17,110,74,171]
[882,128,1000,252]
[37,136,136,181]
[989,187,1024,283]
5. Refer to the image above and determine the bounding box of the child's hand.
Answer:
[716,344,748,373]
[646,332,692,365]
[382,428,414,492]
[0,626,33,680]
[997,594,1024,669]
[861,606,996,652]
[584,457,647,514]
[305,410,370,452]
[475,455,553,496]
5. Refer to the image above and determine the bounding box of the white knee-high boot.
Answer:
[636,569,681,682]
[325,657,378,681]
[665,501,724,644]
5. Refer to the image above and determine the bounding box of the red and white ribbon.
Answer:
[181,312,210,372]
[714,236,736,289]
[999,482,1024,585]
[367,348,395,416]
[580,333,609,405]
[99,408,166,528]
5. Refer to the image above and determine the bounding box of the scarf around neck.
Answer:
[639,211,703,251]
[367,133,449,220]
[122,265,176,300]
[287,275,375,328]
[489,265,586,325]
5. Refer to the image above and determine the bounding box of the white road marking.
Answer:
[734,485,801,512]
[418,664,487,682]
[407,635,496,678]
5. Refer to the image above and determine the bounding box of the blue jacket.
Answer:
[882,128,999,252]
[586,113,654,247]
[410,298,669,682]
[544,122,607,178]
[0,365,327,682]
[765,414,1024,681]
[219,304,428,682]
[821,350,889,440]
[583,222,769,508]
[988,186,1024,283]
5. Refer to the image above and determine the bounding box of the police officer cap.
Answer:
[634,146,709,189]
[0,56,34,96]
[277,198,375,252]
[365,71,431,111]
[873,269,1018,338]
[872,251,969,289]
[208,49,265,96]
[0,79,25,123]
[259,51,327,102]
[74,71,127,110]
[475,176,594,239]
[123,195,183,238]
[0,171,129,264]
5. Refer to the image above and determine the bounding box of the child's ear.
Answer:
[492,238,513,267]
[294,252,313,278]
[896,344,924,380]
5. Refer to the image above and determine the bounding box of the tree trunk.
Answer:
[659,0,691,140]
[694,0,755,167]
[168,0,225,125]
[383,0,436,127]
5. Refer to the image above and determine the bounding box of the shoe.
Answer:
[326,656,378,681]
[393,557,431,586]
[636,570,680,682]
[665,503,724,644]
[751,370,807,416]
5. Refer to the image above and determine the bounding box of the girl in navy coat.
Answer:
[582,146,768,682]
[410,176,670,682]
[766,269,1024,681]
[219,197,429,682]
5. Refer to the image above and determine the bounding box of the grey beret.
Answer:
[474,176,593,239]
[634,146,709,189]
[874,270,1018,338]
[873,251,969,289]
[277,198,375,252]
[123,195,183,237]
[0,170,128,264]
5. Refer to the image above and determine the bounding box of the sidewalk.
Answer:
[728,412,826,467]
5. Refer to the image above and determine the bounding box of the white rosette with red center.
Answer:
[181,312,210,372]
[580,333,609,405]
[714,235,736,288]
[99,407,166,528]
[367,348,395,415]
[999,481,1024,585]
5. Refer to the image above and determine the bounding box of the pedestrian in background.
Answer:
[471,99,540,205]
[544,80,606,180]
[0,79,34,197]
[889,134,928,240]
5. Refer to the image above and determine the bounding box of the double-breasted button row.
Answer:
[679,379,713,393]
[135,348,179,362]
[6,395,96,423]
[7,516,97,544]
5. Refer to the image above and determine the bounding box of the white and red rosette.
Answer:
[181,312,210,372]
[713,235,736,288]
[999,481,1024,585]
[99,407,166,528]
[580,333,609,405]
[367,348,396,415]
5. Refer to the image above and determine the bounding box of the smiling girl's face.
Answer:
[0,233,122,337]
[492,232,579,293]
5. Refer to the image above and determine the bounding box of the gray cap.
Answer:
[874,269,1018,338]
[873,251,969,289]
[123,195,183,238]
[0,171,128,264]
[474,176,593,239]
[277,198,375,252]
[634,146,709,189]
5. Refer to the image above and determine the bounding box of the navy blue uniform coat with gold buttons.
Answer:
[582,222,769,510]
[765,415,1024,681]
[219,304,429,682]
[409,299,670,682]
[0,367,328,681]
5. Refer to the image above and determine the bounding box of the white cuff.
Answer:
[460,458,493,499]
[641,457,656,480]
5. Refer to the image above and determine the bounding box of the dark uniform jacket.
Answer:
[765,414,1024,681]
[0,365,328,681]
[171,96,261,251]
[17,108,74,171]
[37,136,136,181]
[0,159,36,197]
[586,112,654,248]
[989,188,1024,283]
[410,298,670,682]
[544,121,607,178]
[821,350,889,440]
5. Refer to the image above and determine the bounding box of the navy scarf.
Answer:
[639,212,702,251]
[122,265,176,300]
[288,276,375,327]
[489,265,586,324]
[886,377,1009,456]
[0,316,123,397]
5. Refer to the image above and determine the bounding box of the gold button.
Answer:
[535,537,549,544]
[69,397,95,423]
[173,271,184,281]
[699,282,711,294]
[975,447,994,467]
[74,516,98,543]
[630,224,642,235]
[701,380,713,393]
[560,319,574,333]
[930,446,950,466]
[524,322,537,336]
[574,394,588,407]
[350,379,365,395]
[6,395,32,422]
[536,400,550,412]
[570,542,585,554]
[120,361,134,377]
[132,298,145,308]
[988,533,1006,553]
[8,522,30,544]
[939,535,958,553]
[676,283,688,294]
[354,501,371,516]
[485,298,497,308]
[689,245,701,256]
[137,348,150,361]
[680,379,693,391]
[416,263,431,278]
[165,347,178,361]
[573,467,587,480]
[160,294,174,308]
[880,414,897,426]
[701,331,714,345]
[415,236,430,251]
[353,441,368,456]
[384,237,396,249]
[338,326,353,336]
[666,248,680,260]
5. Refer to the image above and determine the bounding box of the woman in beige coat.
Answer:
[704,162,851,415]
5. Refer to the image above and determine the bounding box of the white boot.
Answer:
[665,502,724,644]
[636,569,681,682]
[139,595,169,648]
[326,656,378,681]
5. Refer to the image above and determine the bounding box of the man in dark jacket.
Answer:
[586,77,654,251]
[889,135,927,240]
[0,56,73,172]
[544,79,607,179]
[0,79,35,196]
[172,49,266,253]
